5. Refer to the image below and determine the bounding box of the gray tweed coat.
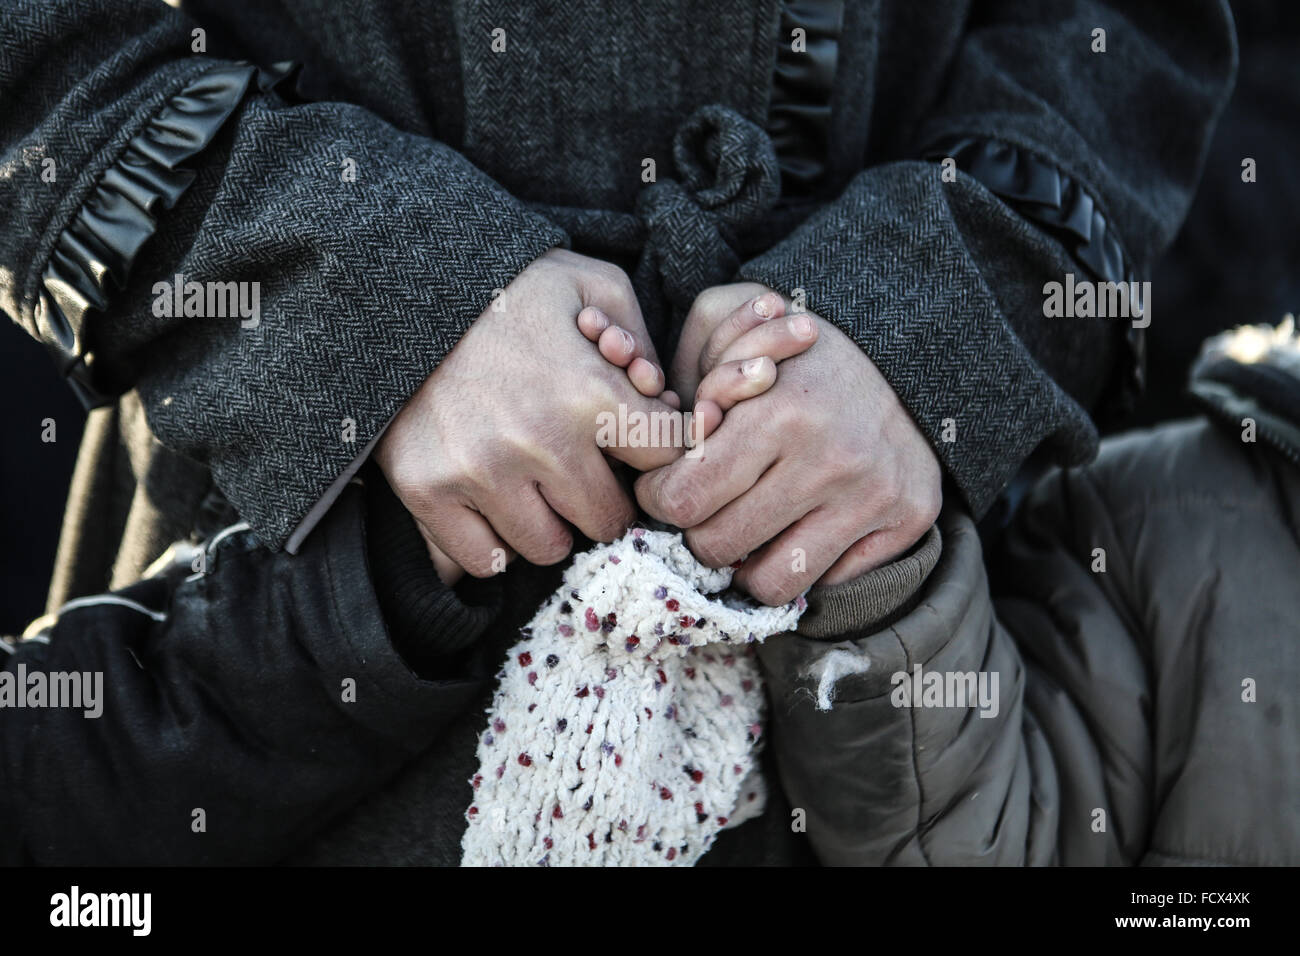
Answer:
[1,0,1236,605]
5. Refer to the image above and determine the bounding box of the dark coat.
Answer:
[0,0,1242,864]
[1,0,1235,602]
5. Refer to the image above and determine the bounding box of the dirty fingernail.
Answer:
[789,315,814,337]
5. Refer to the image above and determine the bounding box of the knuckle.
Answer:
[770,393,805,430]
[703,316,746,369]
[382,453,425,501]
[599,262,636,298]
[443,446,496,498]
[530,527,574,565]
[594,501,635,541]
[683,528,726,568]
[746,568,795,607]
[818,448,857,486]
[595,258,626,283]
[916,484,942,527]
[873,487,905,527]
[699,344,724,376]
[658,479,705,528]
[582,365,627,414]
[691,285,730,319]
[509,423,568,473]
[460,548,501,578]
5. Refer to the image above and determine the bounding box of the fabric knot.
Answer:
[632,105,781,342]
[525,105,781,350]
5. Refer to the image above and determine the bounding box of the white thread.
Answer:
[806,646,872,711]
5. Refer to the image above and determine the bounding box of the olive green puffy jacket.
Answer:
[758,323,1300,866]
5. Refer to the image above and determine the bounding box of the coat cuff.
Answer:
[362,468,502,679]
[310,482,489,748]
[921,135,1145,418]
[119,90,568,550]
[36,63,259,409]
[757,510,977,711]
[737,160,1099,517]
[796,524,942,639]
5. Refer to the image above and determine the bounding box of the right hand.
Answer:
[375,249,683,583]
[576,287,818,443]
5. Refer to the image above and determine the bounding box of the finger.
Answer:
[478,483,575,566]
[418,503,513,578]
[695,356,776,413]
[689,399,722,443]
[538,448,638,543]
[682,460,817,568]
[660,389,681,410]
[732,508,863,606]
[818,527,919,585]
[627,356,665,396]
[634,410,779,527]
[597,324,642,368]
[672,284,774,396]
[417,527,466,586]
[596,325,668,397]
[697,292,786,380]
[578,273,661,367]
[576,305,611,342]
[600,393,690,471]
[582,308,667,394]
[710,313,818,374]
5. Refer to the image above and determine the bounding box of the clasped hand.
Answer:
[376,251,941,604]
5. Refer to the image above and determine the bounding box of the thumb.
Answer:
[597,390,694,471]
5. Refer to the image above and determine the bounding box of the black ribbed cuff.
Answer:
[362,470,501,679]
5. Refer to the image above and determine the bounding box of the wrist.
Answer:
[797,524,943,639]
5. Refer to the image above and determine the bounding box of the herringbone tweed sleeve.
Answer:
[1,0,567,547]
[741,0,1237,518]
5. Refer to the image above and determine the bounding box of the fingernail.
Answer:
[619,328,635,353]
[789,315,814,338]
[590,309,609,331]
[742,357,765,379]
[752,295,773,319]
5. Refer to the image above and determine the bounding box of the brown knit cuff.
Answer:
[795,525,942,639]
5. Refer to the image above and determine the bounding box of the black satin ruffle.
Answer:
[927,136,1134,286]
[768,1,844,197]
[925,135,1147,406]
[36,63,259,409]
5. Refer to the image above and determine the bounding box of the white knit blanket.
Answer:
[461,528,804,866]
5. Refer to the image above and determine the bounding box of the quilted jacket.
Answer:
[759,321,1300,865]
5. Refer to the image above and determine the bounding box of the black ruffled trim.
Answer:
[256,59,306,102]
[924,135,1146,410]
[35,63,259,409]
[768,1,844,197]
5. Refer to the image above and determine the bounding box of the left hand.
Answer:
[639,283,943,605]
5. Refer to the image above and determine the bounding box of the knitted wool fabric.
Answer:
[461,528,804,866]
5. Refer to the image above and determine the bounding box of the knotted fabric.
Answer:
[529,104,784,350]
